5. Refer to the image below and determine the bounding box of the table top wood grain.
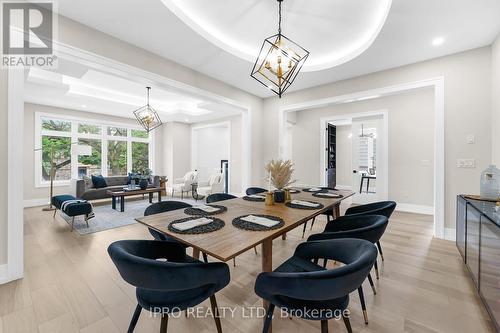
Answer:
[135,189,354,262]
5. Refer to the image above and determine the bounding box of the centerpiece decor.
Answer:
[265,159,296,203]
[250,0,309,98]
[135,167,152,190]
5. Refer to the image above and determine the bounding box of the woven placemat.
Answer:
[302,188,327,193]
[168,217,225,234]
[184,205,227,216]
[232,214,284,231]
[285,201,324,210]
[312,192,343,199]
[243,196,265,202]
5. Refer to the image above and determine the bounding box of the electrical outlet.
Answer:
[466,134,476,144]
[456,159,476,168]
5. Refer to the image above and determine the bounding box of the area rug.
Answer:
[59,197,199,235]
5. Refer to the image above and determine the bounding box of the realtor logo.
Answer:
[1,1,57,67]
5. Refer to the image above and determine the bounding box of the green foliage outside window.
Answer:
[41,136,71,181]
[108,140,127,176]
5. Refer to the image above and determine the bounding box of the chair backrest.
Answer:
[208,173,223,186]
[144,201,192,240]
[183,171,198,182]
[206,193,237,204]
[108,240,230,292]
[255,239,377,302]
[345,201,396,219]
[245,187,267,195]
[308,215,388,244]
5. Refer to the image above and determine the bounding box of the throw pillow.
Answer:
[92,175,108,189]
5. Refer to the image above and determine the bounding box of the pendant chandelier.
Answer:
[133,86,162,132]
[251,0,309,98]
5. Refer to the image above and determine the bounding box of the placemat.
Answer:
[232,214,284,231]
[184,204,227,216]
[243,195,266,202]
[285,201,324,210]
[167,217,225,234]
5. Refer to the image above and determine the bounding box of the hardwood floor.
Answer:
[1,203,494,332]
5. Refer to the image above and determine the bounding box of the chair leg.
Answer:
[343,315,353,333]
[209,295,223,333]
[203,252,209,263]
[262,304,275,333]
[376,241,384,261]
[85,215,89,228]
[374,260,380,279]
[53,209,57,218]
[160,314,168,333]
[254,246,258,255]
[367,273,377,295]
[127,304,142,333]
[302,221,308,238]
[172,189,174,197]
[71,217,75,231]
[321,320,328,333]
[310,217,316,230]
[358,286,368,324]
[233,258,236,267]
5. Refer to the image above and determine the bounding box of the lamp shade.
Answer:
[73,144,92,156]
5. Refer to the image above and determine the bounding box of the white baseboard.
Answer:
[444,228,456,241]
[395,203,434,215]
[335,185,352,190]
[23,198,49,208]
[0,264,8,284]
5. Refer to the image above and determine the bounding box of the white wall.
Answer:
[493,34,500,165]
[290,89,434,207]
[192,125,229,180]
[23,103,148,203]
[0,69,7,264]
[160,122,192,184]
[264,47,493,228]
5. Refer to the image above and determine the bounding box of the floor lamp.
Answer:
[35,142,92,211]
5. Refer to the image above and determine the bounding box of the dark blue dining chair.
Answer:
[206,193,237,203]
[245,187,267,195]
[344,201,396,262]
[255,238,377,333]
[302,187,337,238]
[308,214,388,324]
[108,240,230,333]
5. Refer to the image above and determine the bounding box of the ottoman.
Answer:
[51,195,93,230]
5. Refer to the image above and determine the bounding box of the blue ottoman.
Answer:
[52,195,93,230]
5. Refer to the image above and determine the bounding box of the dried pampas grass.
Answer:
[265,159,296,190]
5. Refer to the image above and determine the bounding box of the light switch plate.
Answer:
[457,159,476,168]
[466,134,475,144]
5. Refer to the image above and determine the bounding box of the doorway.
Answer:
[322,111,388,205]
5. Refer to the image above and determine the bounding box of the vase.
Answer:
[284,189,292,203]
[139,179,149,190]
[274,190,285,203]
[480,165,500,200]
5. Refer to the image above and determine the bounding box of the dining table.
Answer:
[135,188,354,331]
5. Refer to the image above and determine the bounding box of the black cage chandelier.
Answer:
[251,0,309,98]
[133,86,163,132]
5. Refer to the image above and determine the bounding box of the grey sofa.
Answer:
[71,175,160,200]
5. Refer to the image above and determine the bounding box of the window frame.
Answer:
[35,112,154,188]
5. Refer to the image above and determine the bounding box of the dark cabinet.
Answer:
[456,195,500,331]
[326,124,336,188]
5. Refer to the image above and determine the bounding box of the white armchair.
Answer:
[169,171,198,199]
[197,173,224,196]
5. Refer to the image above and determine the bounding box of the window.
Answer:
[107,140,127,176]
[358,128,377,174]
[36,113,153,186]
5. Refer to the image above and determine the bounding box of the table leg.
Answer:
[149,192,153,203]
[360,177,364,194]
[334,203,341,219]
[111,196,116,210]
[262,238,273,332]
[120,196,124,212]
[158,191,162,202]
[366,178,370,193]
[192,248,200,260]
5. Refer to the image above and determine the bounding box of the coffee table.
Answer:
[106,187,164,212]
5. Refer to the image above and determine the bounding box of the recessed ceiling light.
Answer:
[81,104,87,108]
[185,118,189,122]
[432,37,444,46]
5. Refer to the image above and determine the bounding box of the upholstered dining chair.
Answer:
[245,187,267,195]
[301,187,337,238]
[344,201,396,262]
[308,214,388,324]
[170,171,198,199]
[206,193,258,266]
[255,238,377,333]
[144,201,208,263]
[108,240,230,333]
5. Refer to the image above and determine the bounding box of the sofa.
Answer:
[197,173,224,196]
[71,175,160,200]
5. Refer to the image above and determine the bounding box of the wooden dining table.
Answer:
[135,188,354,331]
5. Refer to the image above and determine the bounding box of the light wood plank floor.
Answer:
[1,203,495,332]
